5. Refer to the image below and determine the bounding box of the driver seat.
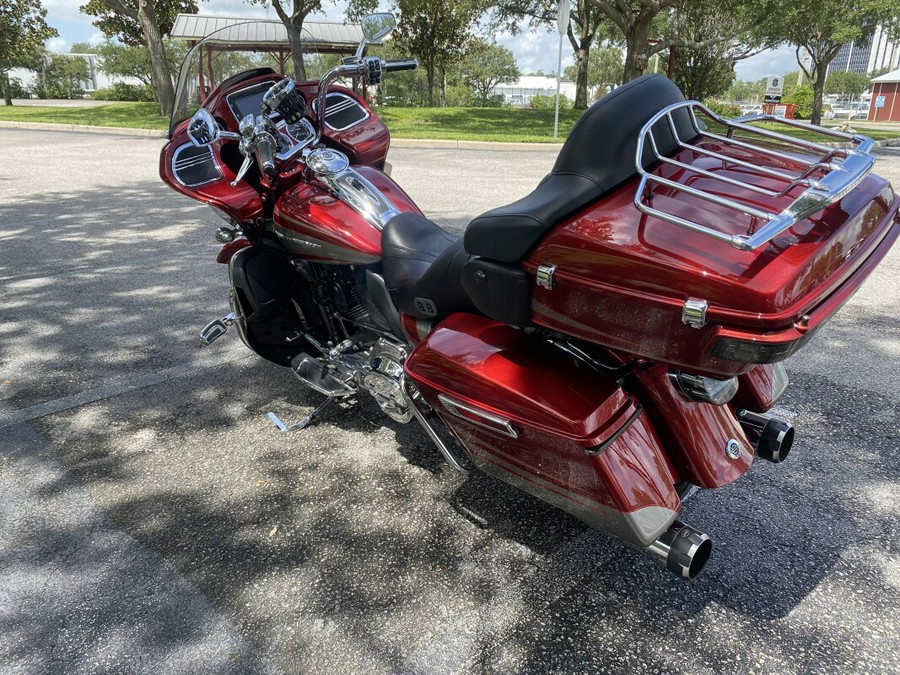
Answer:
[380,213,476,321]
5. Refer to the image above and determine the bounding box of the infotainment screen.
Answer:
[226,82,273,122]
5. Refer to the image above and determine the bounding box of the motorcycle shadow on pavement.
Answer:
[3,179,899,672]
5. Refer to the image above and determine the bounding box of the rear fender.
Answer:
[631,365,754,489]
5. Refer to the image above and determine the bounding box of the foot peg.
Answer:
[268,398,336,432]
[200,313,235,345]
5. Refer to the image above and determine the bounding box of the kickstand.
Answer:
[268,397,335,432]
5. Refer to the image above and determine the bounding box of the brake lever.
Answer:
[230,153,255,188]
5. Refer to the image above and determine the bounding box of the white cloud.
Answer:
[735,45,798,82]
[496,28,574,76]
[87,31,106,47]
[42,0,84,24]
[46,36,69,53]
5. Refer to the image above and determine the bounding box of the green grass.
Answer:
[374,106,584,143]
[740,121,899,143]
[0,102,167,129]
[1,101,897,145]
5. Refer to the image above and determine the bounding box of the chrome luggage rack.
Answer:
[634,101,876,251]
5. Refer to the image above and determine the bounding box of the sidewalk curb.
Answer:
[0,120,166,138]
[2,119,898,150]
[390,138,564,151]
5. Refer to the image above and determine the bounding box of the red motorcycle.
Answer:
[161,15,899,580]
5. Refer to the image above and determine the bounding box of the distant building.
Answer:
[828,24,900,76]
[494,76,577,107]
[868,68,900,122]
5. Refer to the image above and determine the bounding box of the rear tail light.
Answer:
[712,334,812,364]
[669,370,738,405]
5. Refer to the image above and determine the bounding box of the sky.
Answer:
[42,0,798,82]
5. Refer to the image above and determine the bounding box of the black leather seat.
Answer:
[381,212,476,320]
[464,74,698,263]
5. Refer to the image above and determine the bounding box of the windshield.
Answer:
[170,21,324,136]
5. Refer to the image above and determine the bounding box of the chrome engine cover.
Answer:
[362,339,412,423]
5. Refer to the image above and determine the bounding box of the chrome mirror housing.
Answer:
[355,13,396,57]
[187,108,219,147]
[187,108,240,146]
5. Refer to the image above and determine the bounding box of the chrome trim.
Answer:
[276,117,316,161]
[536,264,557,290]
[401,376,474,473]
[306,147,350,175]
[172,143,222,188]
[668,370,739,406]
[311,92,371,132]
[313,156,401,230]
[682,298,708,329]
[634,101,876,251]
[771,363,789,404]
[437,394,518,439]
[585,405,643,456]
[725,439,742,460]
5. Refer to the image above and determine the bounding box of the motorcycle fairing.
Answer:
[404,312,682,547]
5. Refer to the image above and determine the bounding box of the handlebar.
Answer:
[256,134,276,177]
[382,58,418,73]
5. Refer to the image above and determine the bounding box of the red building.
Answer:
[869,68,900,122]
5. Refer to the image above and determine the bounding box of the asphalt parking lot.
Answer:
[1,128,899,674]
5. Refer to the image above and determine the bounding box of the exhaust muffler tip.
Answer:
[738,410,794,463]
[646,521,713,580]
[755,418,794,463]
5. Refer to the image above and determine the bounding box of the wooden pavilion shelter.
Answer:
[170,13,376,101]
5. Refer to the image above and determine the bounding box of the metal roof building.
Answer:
[170,14,369,53]
[170,14,377,102]
[869,68,900,122]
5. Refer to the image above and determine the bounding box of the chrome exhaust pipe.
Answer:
[737,409,794,463]
[645,521,712,580]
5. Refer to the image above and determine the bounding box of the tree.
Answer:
[35,54,90,99]
[392,0,484,107]
[564,43,623,99]
[668,0,761,101]
[0,0,58,106]
[759,0,895,125]
[248,0,324,80]
[459,41,519,105]
[492,0,612,109]
[80,0,197,116]
[97,41,153,84]
[825,70,871,99]
[584,0,769,82]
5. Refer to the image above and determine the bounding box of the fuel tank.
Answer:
[273,166,423,264]
[525,147,900,377]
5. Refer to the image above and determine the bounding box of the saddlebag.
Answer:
[404,312,682,547]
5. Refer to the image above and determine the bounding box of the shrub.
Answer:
[703,100,742,118]
[91,82,155,102]
[784,85,814,120]
[529,93,570,110]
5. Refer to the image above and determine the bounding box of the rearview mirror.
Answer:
[355,13,396,58]
[187,108,219,147]
[361,13,396,43]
